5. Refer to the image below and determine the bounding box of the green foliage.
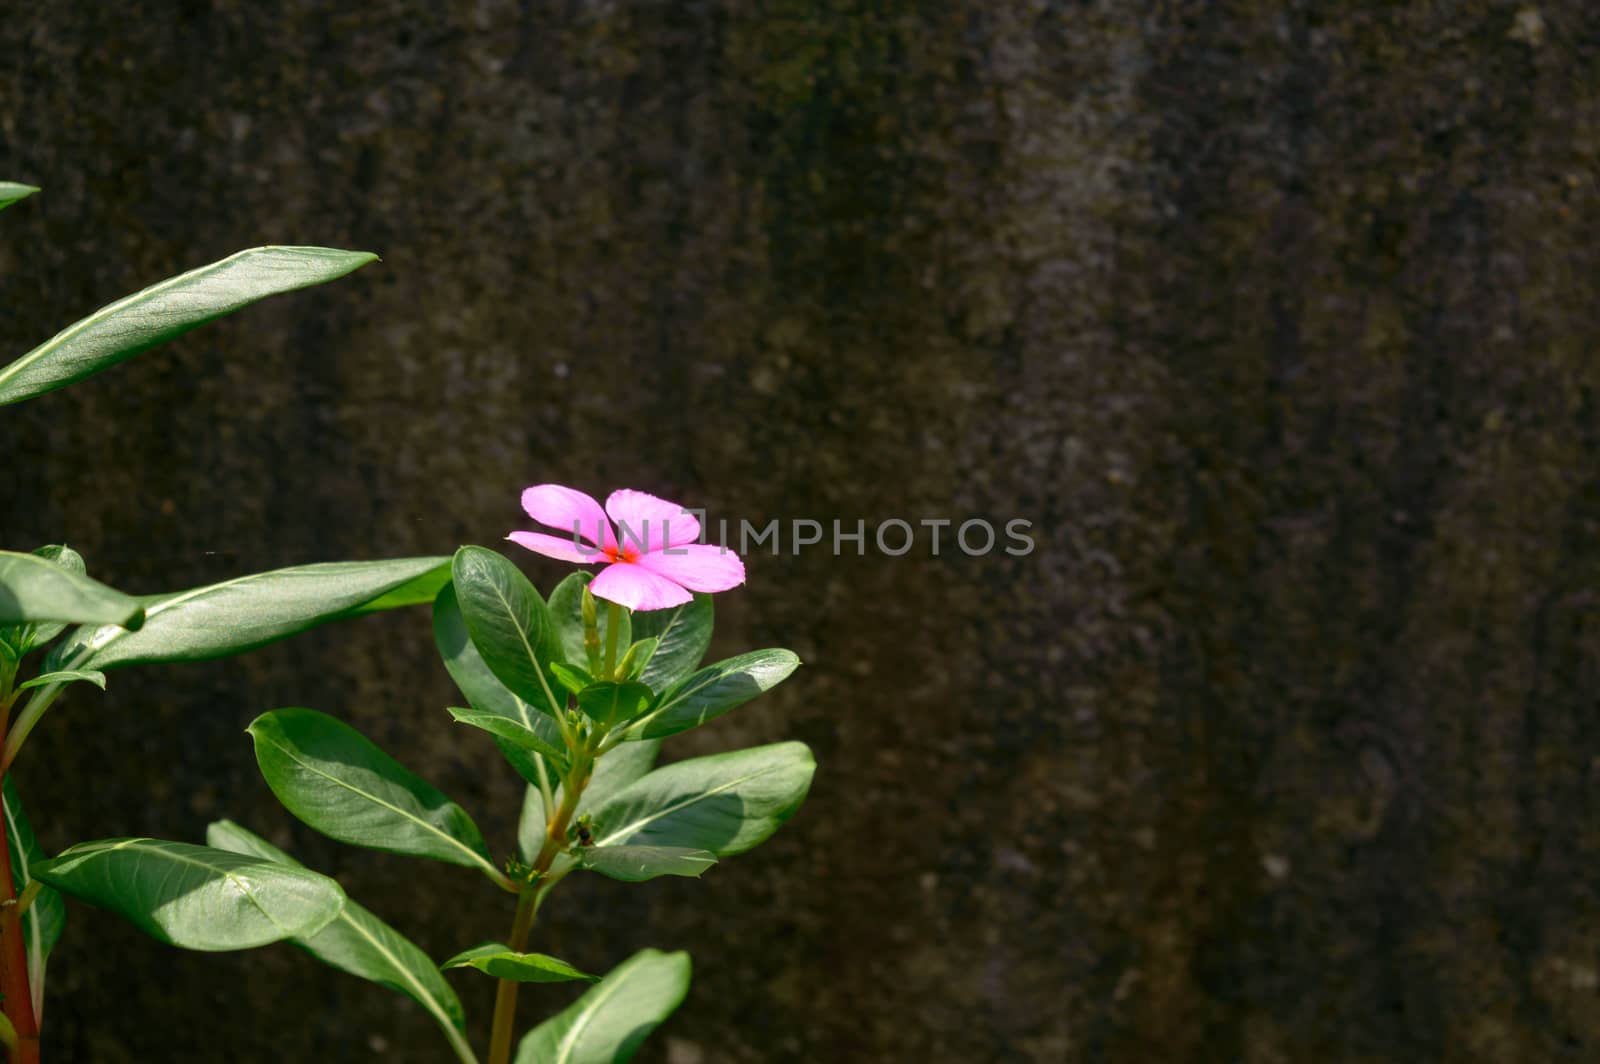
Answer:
[0,245,376,406]
[4,778,64,1020]
[248,708,501,882]
[443,944,595,983]
[15,544,88,648]
[575,681,653,728]
[0,191,494,1054]
[628,649,801,739]
[577,845,717,882]
[447,706,569,770]
[16,669,104,692]
[435,582,569,778]
[206,820,470,1052]
[0,183,38,211]
[3,180,814,1063]
[518,740,662,861]
[627,594,713,693]
[588,742,816,857]
[32,838,345,951]
[0,550,144,631]
[548,572,629,673]
[514,950,691,1064]
[451,547,564,717]
[48,557,449,671]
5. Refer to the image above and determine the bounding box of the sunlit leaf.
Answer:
[450,548,563,717]
[0,246,376,406]
[50,557,448,671]
[248,709,499,880]
[627,595,712,694]
[0,183,38,212]
[628,650,800,740]
[0,551,143,631]
[33,838,345,951]
[206,820,469,1049]
[514,949,690,1064]
[589,741,815,857]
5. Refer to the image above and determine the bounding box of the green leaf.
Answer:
[17,669,105,692]
[514,949,691,1064]
[446,707,568,772]
[33,838,345,951]
[51,557,448,671]
[24,545,87,647]
[248,708,499,879]
[628,594,712,694]
[30,545,85,576]
[0,183,38,211]
[344,563,453,617]
[206,820,470,1047]
[576,682,653,728]
[547,571,629,671]
[0,550,144,631]
[442,943,596,983]
[0,245,377,406]
[550,663,593,695]
[628,650,801,740]
[578,846,716,882]
[4,777,64,1020]
[498,737,562,796]
[590,742,815,857]
[434,584,567,778]
[450,547,563,717]
[518,740,662,863]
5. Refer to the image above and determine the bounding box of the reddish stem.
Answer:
[0,762,39,1064]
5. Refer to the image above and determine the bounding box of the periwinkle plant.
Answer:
[201,503,809,1062]
[0,183,813,1062]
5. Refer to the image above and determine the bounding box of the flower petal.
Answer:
[590,562,695,611]
[604,489,701,553]
[634,544,746,593]
[521,484,616,550]
[507,531,604,564]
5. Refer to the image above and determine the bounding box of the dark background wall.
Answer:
[4,2,1600,1061]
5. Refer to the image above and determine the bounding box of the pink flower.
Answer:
[507,484,745,611]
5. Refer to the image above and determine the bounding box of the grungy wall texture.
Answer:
[4,1,1600,1061]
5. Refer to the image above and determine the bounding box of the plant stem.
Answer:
[0,761,39,1064]
[603,601,622,678]
[484,889,538,1064]
[0,686,63,776]
[485,749,593,1064]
